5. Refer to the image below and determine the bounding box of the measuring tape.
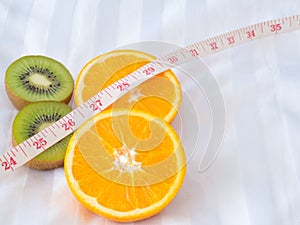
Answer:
[1,15,300,175]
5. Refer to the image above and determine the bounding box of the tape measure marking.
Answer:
[1,15,300,175]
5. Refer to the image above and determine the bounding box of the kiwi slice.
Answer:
[12,101,72,170]
[5,55,74,110]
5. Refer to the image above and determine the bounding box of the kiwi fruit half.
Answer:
[5,55,74,110]
[12,101,72,170]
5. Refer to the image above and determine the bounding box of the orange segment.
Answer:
[64,110,186,222]
[74,50,182,123]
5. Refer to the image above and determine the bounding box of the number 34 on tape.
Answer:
[1,15,300,175]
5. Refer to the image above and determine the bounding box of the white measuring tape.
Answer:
[1,15,300,175]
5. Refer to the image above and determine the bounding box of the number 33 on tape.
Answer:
[1,15,300,175]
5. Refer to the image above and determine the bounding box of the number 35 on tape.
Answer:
[1,15,300,175]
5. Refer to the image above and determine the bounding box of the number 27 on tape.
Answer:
[90,99,103,111]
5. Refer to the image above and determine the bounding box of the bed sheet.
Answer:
[0,1,300,225]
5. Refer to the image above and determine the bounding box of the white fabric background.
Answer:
[0,0,300,225]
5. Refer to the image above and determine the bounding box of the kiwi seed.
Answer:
[12,101,72,170]
[5,55,74,110]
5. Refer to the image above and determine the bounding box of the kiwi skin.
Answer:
[5,55,74,110]
[5,82,29,110]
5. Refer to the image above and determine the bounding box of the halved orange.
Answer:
[64,109,186,222]
[74,50,182,123]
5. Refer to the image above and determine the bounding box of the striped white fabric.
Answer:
[0,0,300,225]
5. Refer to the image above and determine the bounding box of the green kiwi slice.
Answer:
[12,101,72,170]
[5,55,74,110]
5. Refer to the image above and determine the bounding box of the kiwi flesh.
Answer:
[5,55,74,110]
[12,101,72,170]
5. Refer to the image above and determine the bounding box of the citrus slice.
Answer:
[64,109,186,222]
[74,50,182,123]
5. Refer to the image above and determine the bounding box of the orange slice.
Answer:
[74,50,182,123]
[64,109,186,222]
